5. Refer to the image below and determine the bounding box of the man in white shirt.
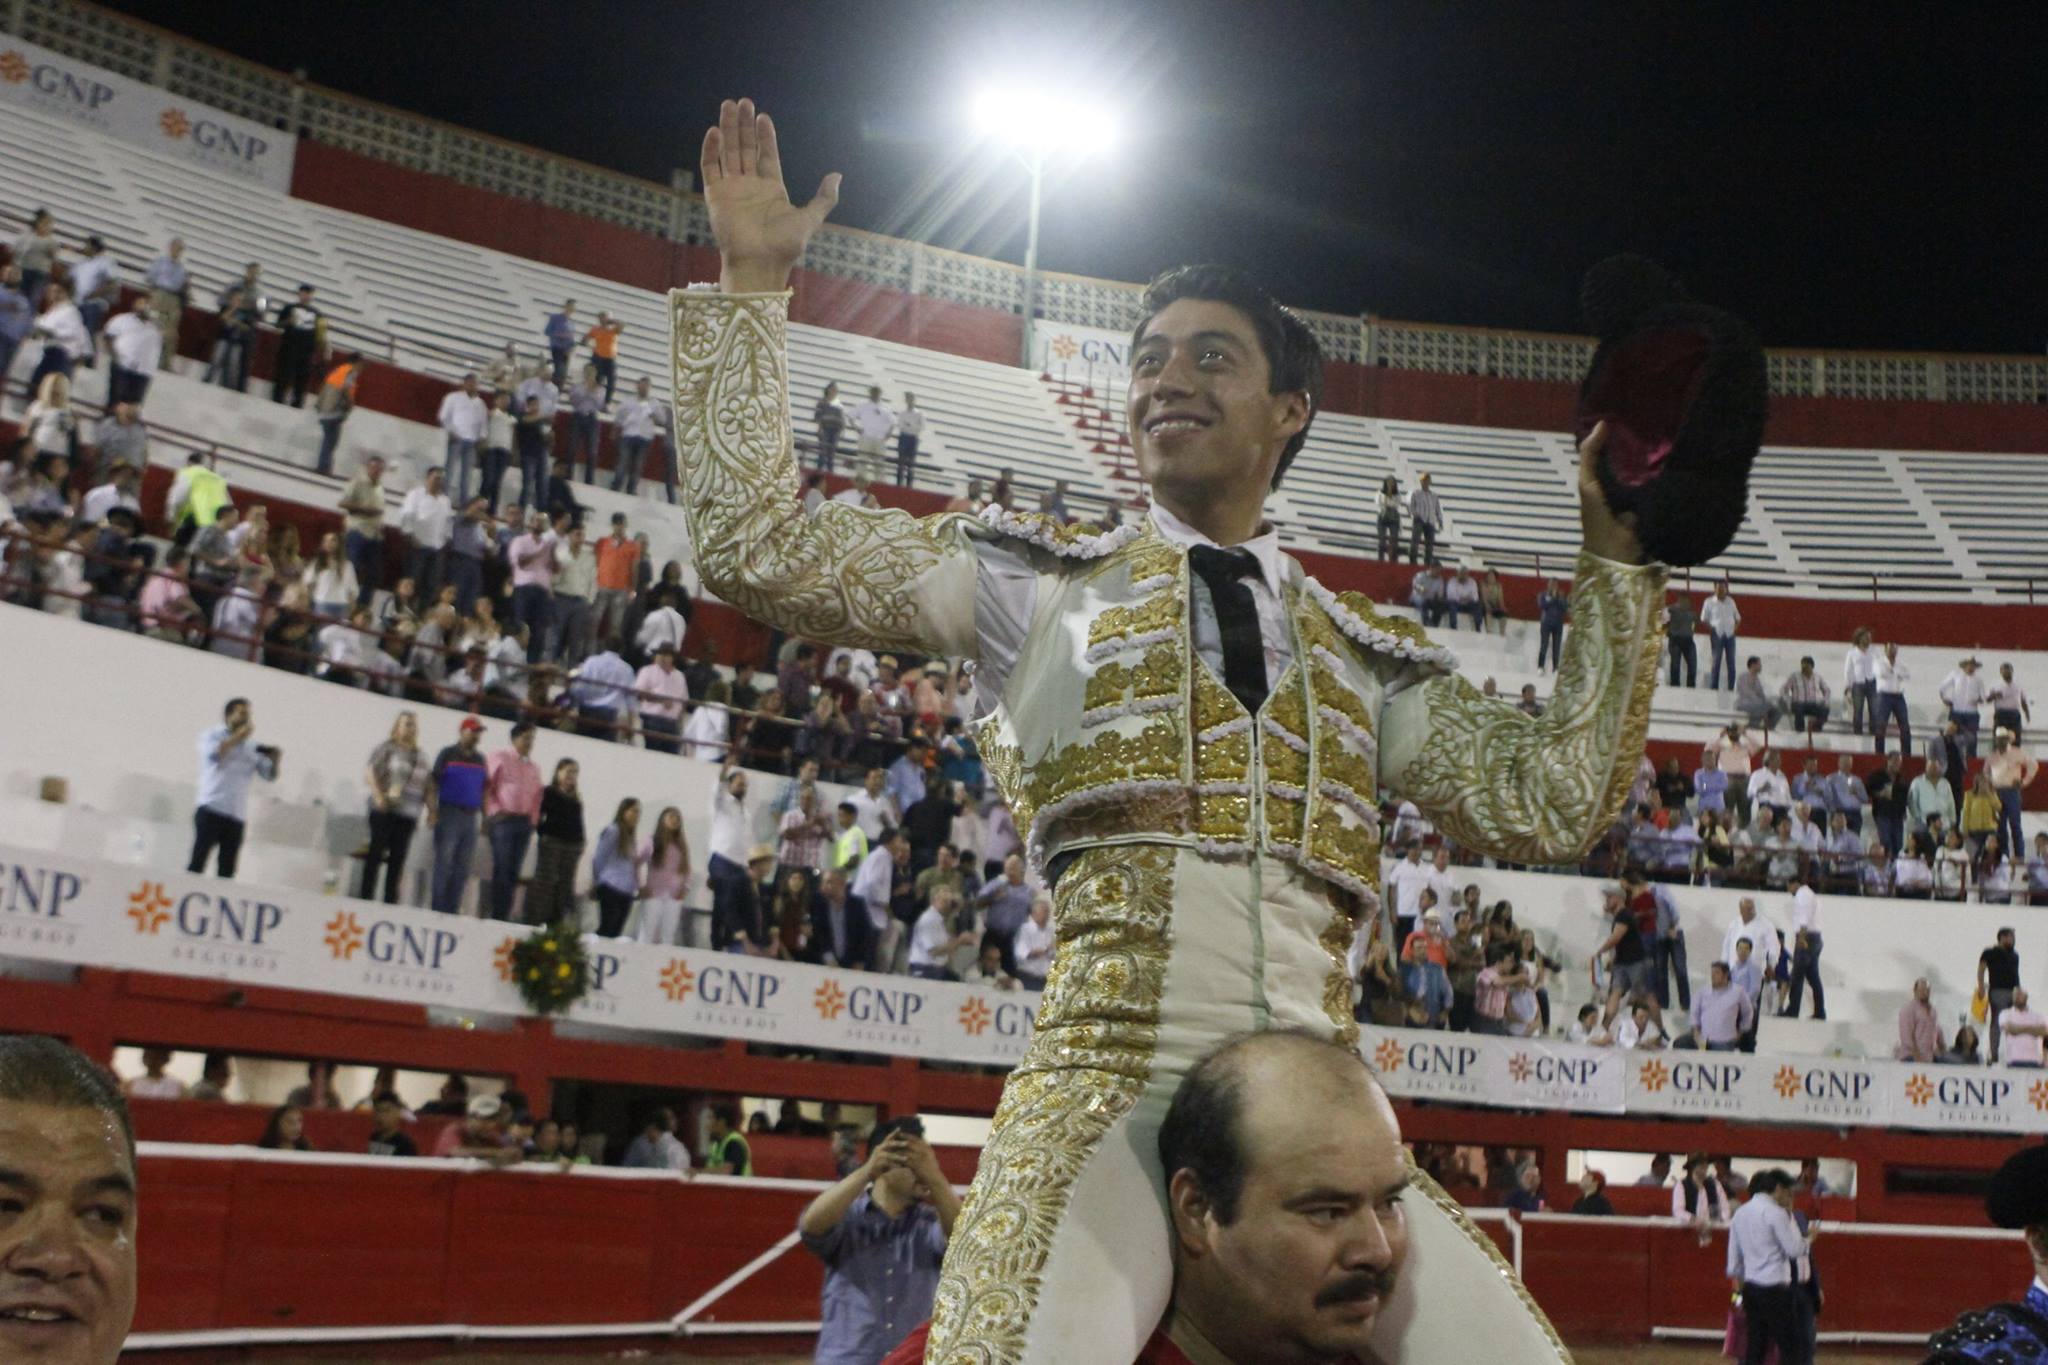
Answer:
[831,468,877,508]
[846,767,899,843]
[1615,1002,1665,1050]
[1841,627,1877,735]
[636,600,689,658]
[1747,751,1791,824]
[1779,879,1824,1021]
[1990,662,2033,743]
[1382,844,1433,951]
[438,373,490,504]
[634,642,689,754]
[612,375,673,497]
[70,233,118,334]
[894,391,926,487]
[1872,641,1912,756]
[1721,897,1780,975]
[1939,655,1987,760]
[681,697,730,762]
[1424,846,1458,917]
[82,461,143,525]
[1012,894,1055,989]
[1727,1171,1811,1363]
[848,384,895,481]
[1442,566,1482,631]
[1700,580,1741,691]
[907,884,976,981]
[398,467,455,601]
[854,830,908,969]
[2001,989,2047,1069]
[101,295,164,407]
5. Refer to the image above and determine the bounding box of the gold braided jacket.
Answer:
[670,289,1667,890]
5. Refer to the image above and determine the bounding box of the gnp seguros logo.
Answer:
[133,880,286,971]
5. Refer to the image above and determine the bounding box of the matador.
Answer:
[675,99,1666,1364]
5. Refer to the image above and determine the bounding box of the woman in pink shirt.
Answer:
[139,545,205,642]
[636,806,692,946]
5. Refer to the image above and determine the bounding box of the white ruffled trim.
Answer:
[1272,843,1378,907]
[1195,781,1256,797]
[1082,694,1182,727]
[1199,715,1255,744]
[1194,838,1256,858]
[1316,703,1377,757]
[1084,628,1177,664]
[1129,573,1176,595]
[979,505,1142,559]
[1304,580,1460,671]
[1259,716,1311,754]
[1268,781,1308,802]
[1310,643,1352,677]
[1024,777,1189,874]
[1319,780,1383,825]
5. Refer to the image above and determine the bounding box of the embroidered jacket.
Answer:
[671,290,1666,892]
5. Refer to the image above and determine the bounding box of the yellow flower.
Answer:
[542,939,557,952]
[526,968,539,980]
[556,963,572,978]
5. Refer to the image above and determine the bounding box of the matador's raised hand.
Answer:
[701,97,842,295]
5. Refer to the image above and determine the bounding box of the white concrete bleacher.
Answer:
[12,99,2048,604]
[0,602,2025,1060]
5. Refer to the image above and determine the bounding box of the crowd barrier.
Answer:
[116,1146,2026,1352]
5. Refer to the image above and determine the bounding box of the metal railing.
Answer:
[9,0,2048,405]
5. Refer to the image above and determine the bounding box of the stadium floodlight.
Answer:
[971,85,1122,366]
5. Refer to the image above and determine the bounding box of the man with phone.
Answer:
[189,696,281,879]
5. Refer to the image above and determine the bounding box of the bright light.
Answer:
[972,85,1120,156]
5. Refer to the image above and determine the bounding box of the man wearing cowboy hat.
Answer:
[1940,655,1989,760]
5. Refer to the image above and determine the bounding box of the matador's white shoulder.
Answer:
[1301,577,1461,674]
[972,505,1144,560]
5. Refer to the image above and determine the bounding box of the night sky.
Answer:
[102,1,2048,354]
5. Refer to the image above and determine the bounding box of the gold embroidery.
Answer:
[928,846,1179,1365]
[1191,667,1239,737]
[1130,642,1180,701]
[1334,589,1438,651]
[1086,590,1180,650]
[1318,743,1376,799]
[1403,1160,1577,1363]
[979,735,1031,831]
[1265,792,1307,852]
[670,293,974,652]
[1308,808,1382,889]
[1264,674,1311,747]
[1193,728,1251,785]
[1042,789,1197,852]
[1082,661,1129,716]
[1193,792,1254,842]
[1263,732,1309,789]
[1392,551,1665,864]
[1310,661,1377,739]
[1317,898,1362,1046]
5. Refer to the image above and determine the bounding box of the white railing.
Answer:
[9,0,2048,402]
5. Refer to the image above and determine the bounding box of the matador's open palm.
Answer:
[702,98,842,294]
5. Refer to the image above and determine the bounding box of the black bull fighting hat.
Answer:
[1574,254,1767,569]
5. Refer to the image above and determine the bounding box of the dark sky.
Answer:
[104,1,2048,353]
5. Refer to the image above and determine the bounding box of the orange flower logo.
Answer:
[1506,1052,1532,1083]
[0,51,30,83]
[1638,1059,1670,1093]
[1904,1074,1935,1107]
[158,108,191,139]
[1049,335,1079,362]
[126,882,171,935]
[1772,1065,1802,1099]
[492,937,517,983]
[324,911,366,960]
[2029,1079,2048,1113]
[958,997,992,1036]
[659,959,695,1003]
[814,980,847,1020]
[1372,1038,1404,1073]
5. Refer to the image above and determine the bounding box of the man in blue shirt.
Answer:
[568,647,637,741]
[1727,1169,1811,1365]
[0,263,32,391]
[799,1117,957,1365]
[189,697,280,878]
[1823,753,1868,835]
[885,738,929,816]
[1694,748,1730,817]
[428,717,489,913]
[543,299,577,386]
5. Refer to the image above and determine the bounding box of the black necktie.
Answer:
[1188,544,1269,716]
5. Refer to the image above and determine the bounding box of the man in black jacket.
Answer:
[807,866,876,971]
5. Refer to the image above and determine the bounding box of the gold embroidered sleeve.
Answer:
[668,289,979,655]
[1376,551,1666,863]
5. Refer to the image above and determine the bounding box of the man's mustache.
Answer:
[1315,1268,1398,1308]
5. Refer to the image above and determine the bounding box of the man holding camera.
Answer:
[189,697,281,879]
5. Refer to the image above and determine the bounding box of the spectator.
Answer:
[628,642,686,753]
[892,391,926,487]
[972,853,1035,971]
[1895,977,1941,1062]
[1502,1163,1546,1213]
[257,1104,311,1151]
[779,782,833,885]
[844,767,896,844]
[1987,729,2039,861]
[284,1059,343,1110]
[1908,756,1957,843]
[1747,750,1791,826]
[963,939,1017,990]
[99,295,163,408]
[142,237,188,362]
[11,208,59,309]
[70,234,117,338]
[1727,1170,1812,1363]
[1408,565,1445,628]
[1980,927,2022,1064]
[1935,827,1972,902]
[1400,908,1453,1026]
[1779,656,1831,736]
[830,799,870,873]
[89,399,149,488]
[1701,580,1740,690]
[1778,877,1824,1021]
[701,1100,754,1176]
[1989,662,2032,742]
[854,831,911,969]
[2001,990,2046,1069]
[1635,1155,1673,1188]
[188,697,279,879]
[1840,627,1878,734]
[482,722,543,922]
[1012,894,1054,990]
[513,387,555,514]
[435,1094,521,1164]
[907,885,976,981]
[205,283,260,391]
[208,562,269,662]
[366,1092,418,1157]
[799,1118,955,1365]
[124,1047,185,1099]
[614,376,671,497]
[270,280,321,403]
[810,866,876,970]
[1594,886,1655,1030]
[0,262,33,394]
[1870,640,1913,754]
[1685,962,1752,1052]
[536,298,577,383]
[560,363,602,484]
[1567,1003,1609,1046]
[506,510,557,662]
[1440,565,1482,630]
[1939,655,1987,759]
[522,758,586,926]
[27,278,87,389]
[812,381,845,471]
[435,372,489,504]
[1735,657,1779,732]
[1525,576,1566,674]
[623,1105,691,1171]
[1570,1170,1614,1216]
[1673,1153,1728,1224]
[1616,999,1666,1050]
[1942,1024,1983,1067]
[633,805,692,946]
[1471,941,1529,1036]
[583,311,623,403]
[337,454,385,606]
[1370,474,1402,559]
[592,513,642,644]
[189,1051,233,1101]
[313,353,362,477]
[1407,471,1442,564]
[590,797,647,938]
[428,717,490,914]
[361,710,428,904]
[551,522,598,664]
[389,468,453,605]
[1478,566,1508,636]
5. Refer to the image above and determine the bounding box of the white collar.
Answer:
[1148,502,1287,598]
